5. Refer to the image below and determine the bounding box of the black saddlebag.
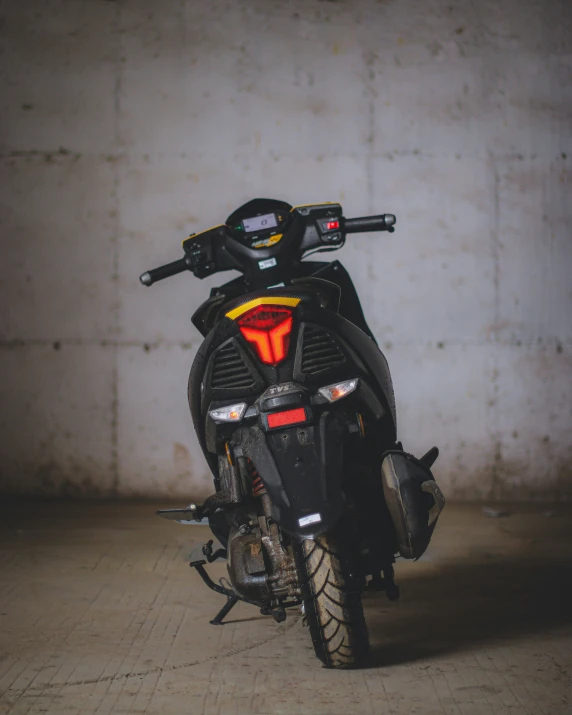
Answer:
[381,450,446,560]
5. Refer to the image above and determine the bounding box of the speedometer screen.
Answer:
[242,213,277,232]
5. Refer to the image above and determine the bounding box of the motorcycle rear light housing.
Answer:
[237,305,293,366]
[267,407,307,429]
[318,378,359,402]
[209,402,247,423]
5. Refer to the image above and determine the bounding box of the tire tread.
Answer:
[298,534,369,668]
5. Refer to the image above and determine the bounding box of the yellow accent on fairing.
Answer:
[182,224,226,247]
[225,296,301,320]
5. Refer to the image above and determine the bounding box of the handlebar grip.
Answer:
[344,214,396,234]
[140,257,190,286]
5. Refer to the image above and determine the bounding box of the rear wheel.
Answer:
[298,534,369,668]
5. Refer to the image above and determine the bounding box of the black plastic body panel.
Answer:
[239,414,346,536]
[187,286,397,537]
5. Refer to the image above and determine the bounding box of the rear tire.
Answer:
[298,534,369,668]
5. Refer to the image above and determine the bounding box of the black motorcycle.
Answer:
[141,198,445,668]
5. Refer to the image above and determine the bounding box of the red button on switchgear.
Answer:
[326,220,340,230]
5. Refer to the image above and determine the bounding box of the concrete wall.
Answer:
[0,0,570,501]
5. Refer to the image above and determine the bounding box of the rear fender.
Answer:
[240,411,346,537]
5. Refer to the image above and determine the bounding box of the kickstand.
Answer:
[190,559,266,625]
[190,559,302,626]
[210,595,239,625]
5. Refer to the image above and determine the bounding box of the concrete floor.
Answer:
[0,502,571,715]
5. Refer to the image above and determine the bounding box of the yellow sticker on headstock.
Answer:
[252,233,283,249]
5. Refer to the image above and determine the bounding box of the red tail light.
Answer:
[267,407,307,429]
[238,305,293,365]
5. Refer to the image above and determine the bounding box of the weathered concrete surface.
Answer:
[0,501,571,714]
[0,0,571,499]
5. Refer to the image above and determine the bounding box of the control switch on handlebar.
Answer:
[187,247,205,266]
[307,205,344,247]
[182,235,215,278]
[319,218,340,232]
[318,215,343,246]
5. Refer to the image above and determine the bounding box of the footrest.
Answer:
[156,504,202,523]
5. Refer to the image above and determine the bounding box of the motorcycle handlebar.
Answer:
[344,213,396,234]
[140,257,190,286]
[140,211,397,286]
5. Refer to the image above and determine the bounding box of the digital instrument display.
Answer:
[242,213,277,233]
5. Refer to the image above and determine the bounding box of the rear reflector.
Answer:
[299,513,322,527]
[267,407,307,429]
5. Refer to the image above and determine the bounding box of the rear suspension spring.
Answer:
[248,459,266,497]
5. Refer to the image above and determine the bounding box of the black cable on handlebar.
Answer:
[344,214,396,234]
[140,257,190,286]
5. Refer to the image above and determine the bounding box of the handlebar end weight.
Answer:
[140,271,153,286]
